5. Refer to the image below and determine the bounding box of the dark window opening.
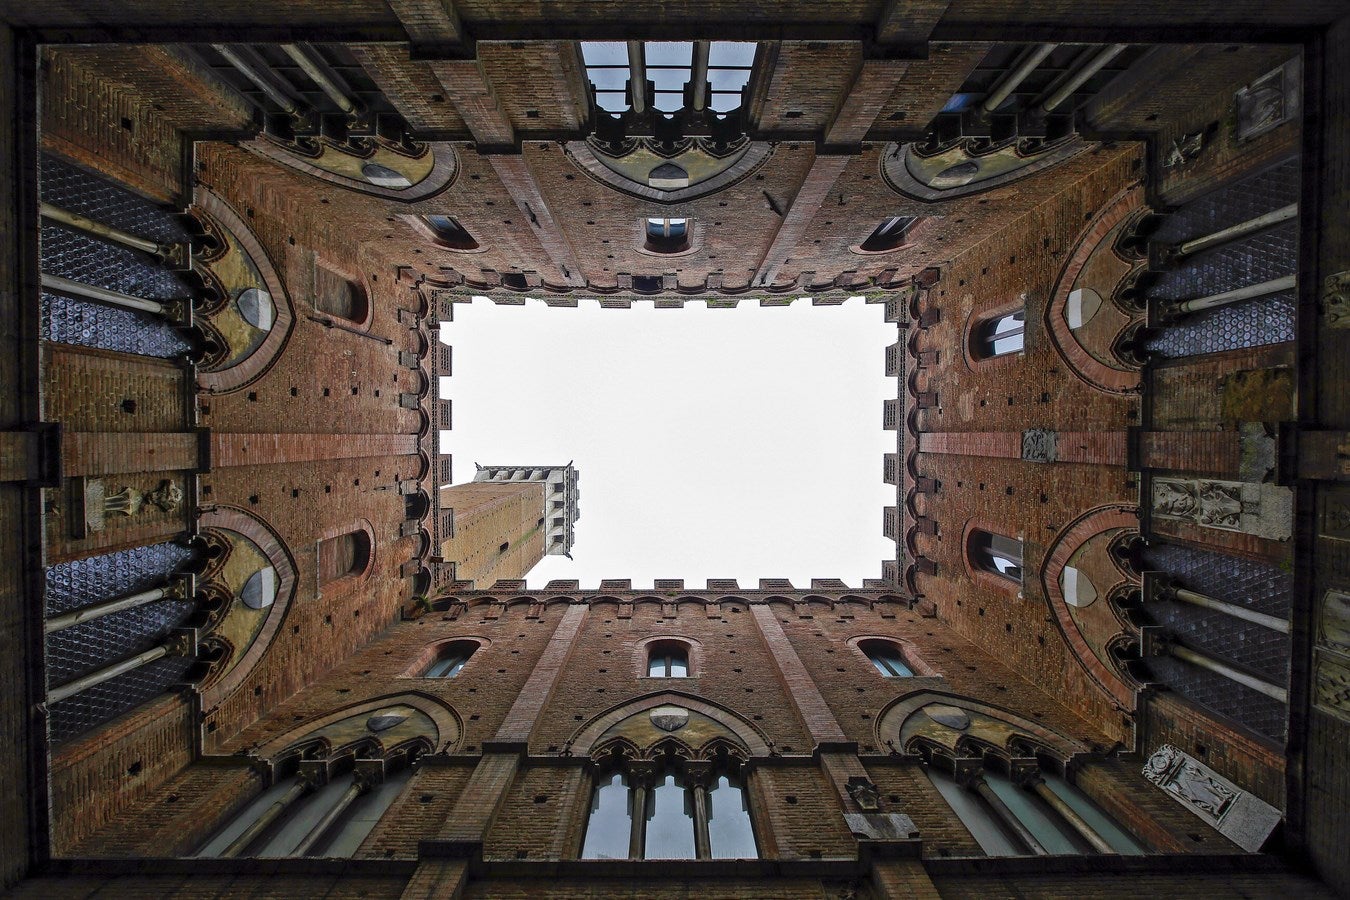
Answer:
[969,530,1023,583]
[317,529,371,585]
[422,214,479,250]
[860,216,918,252]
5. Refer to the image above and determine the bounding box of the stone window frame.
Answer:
[847,635,942,678]
[635,634,701,680]
[634,216,703,258]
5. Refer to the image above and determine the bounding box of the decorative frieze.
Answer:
[1142,744,1281,851]
[1150,477,1291,540]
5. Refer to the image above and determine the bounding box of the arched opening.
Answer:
[313,264,370,324]
[317,529,371,586]
[422,640,478,678]
[969,529,1023,584]
[859,639,914,677]
[647,640,690,677]
[421,214,479,250]
[971,308,1026,359]
[644,217,690,254]
[860,215,918,252]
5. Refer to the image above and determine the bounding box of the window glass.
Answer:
[317,768,413,857]
[972,530,1023,582]
[983,769,1080,854]
[926,767,1022,857]
[581,771,632,859]
[707,774,756,858]
[1042,772,1144,854]
[867,645,913,677]
[648,655,666,677]
[644,769,696,859]
[669,655,688,677]
[256,776,352,857]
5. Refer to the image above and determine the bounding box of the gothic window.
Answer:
[580,753,757,860]
[197,759,413,858]
[580,41,754,116]
[423,640,477,678]
[859,639,914,677]
[969,530,1023,584]
[645,217,690,254]
[647,641,690,677]
[926,763,1142,857]
[317,529,371,586]
[421,214,479,251]
[971,308,1026,359]
[860,216,918,252]
[313,263,370,324]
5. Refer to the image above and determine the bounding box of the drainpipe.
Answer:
[1036,44,1127,114]
[691,41,711,112]
[981,44,1057,114]
[280,44,360,117]
[626,40,647,114]
[45,575,195,634]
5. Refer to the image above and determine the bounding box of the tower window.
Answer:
[581,755,757,859]
[645,217,690,254]
[314,264,370,324]
[859,216,918,252]
[647,641,690,677]
[969,530,1023,584]
[316,529,371,586]
[423,640,477,678]
[421,214,479,251]
[971,309,1026,359]
[859,639,914,677]
[581,41,754,116]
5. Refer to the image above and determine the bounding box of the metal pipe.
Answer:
[1176,274,1297,314]
[40,273,167,316]
[691,782,712,859]
[628,779,648,859]
[292,779,364,856]
[219,780,309,858]
[1027,779,1115,854]
[971,776,1048,855]
[280,44,357,115]
[40,203,164,257]
[49,645,169,703]
[982,43,1057,114]
[1038,43,1127,113]
[1170,645,1288,703]
[212,44,301,116]
[1176,203,1298,258]
[691,41,711,112]
[626,40,647,114]
[1170,587,1290,634]
[45,586,169,634]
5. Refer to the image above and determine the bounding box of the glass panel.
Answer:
[645,42,692,66]
[669,655,688,677]
[648,68,688,91]
[927,768,1022,857]
[581,772,632,860]
[648,655,666,677]
[942,92,977,113]
[991,555,1021,579]
[710,93,742,113]
[880,652,913,677]
[654,92,684,112]
[644,770,696,859]
[990,332,1024,356]
[992,312,1025,335]
[869,653,893,677]
[581,42,628,66]
[984,770,1080,854]
[318,768,413,857]
[708,68,752,92]
[1042,773,1145,855]
[709,42,756,67]
[196,778,297,856]
[595,92,628,112]
[708,774,757,858]
[587,68,628,90]
[255,776,352,857]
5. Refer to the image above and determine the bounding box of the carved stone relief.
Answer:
[1314,652,1350,724]
[1235,59,1301,143]
[1022,429,1058,463]
[1318,590,1350,654]
[1162,131,1206,168]
[1142,744,1281,851]
[74,477,184,535]
[1323,270,1350,329]
[1150,477,1291,540]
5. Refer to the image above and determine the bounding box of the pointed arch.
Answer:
[876,691,1093,762]
[253,691,462,759]
[570,691,771,757]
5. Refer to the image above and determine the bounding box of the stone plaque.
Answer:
[843,812,919,841]
[1151,477,1291,540]
[1142,744,1280,851]
[1235,59,1300,143]
[1313,650,1350,725]
[1022,428,1057,463]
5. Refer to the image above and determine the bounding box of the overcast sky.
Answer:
[439,297,896,589]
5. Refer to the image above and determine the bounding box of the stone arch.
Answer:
[877,691,1092,762]
[192,188,295,394]
[634,634,703,678]
[197,506,297,712]
[1044,185,1148,394]
[400,635,492,678]
[881,137,1090,202]
[570,691,771,757]
[248,138,458,202]
[254,691,462,759]
[846,634,942,677]
[1040,506,1141,709]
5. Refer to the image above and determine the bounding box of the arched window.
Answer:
[313,264,370,324]
[971,309,1026,359]
[423,641,476,678]
[926,762,1143,857]
[317,529,371,586]
[421,214,479,250]
[197,758,414,858]
[859,639,914,677]
[647,641,689,677]
[860,215,918,252]
[969,530,1023,584]
[644,217,690,254]
[581,751,757,860]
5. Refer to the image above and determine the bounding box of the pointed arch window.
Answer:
[860,215,918,252]
[859,639,914,677]
[581,750,757,860]
[972,308,1026,359]
[969,530,1023,584]
[423,640,477,678]
[647,640,690,677]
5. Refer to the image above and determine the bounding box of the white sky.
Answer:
[439,297,897,589]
